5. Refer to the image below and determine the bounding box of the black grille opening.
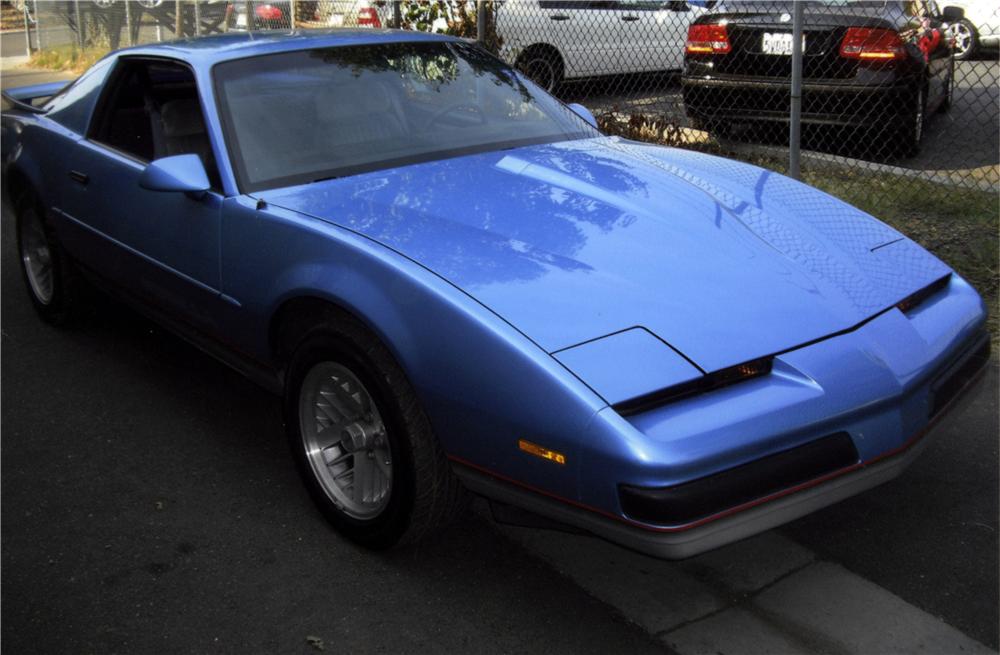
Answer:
[619,432,860,526]
[930,336,991,418]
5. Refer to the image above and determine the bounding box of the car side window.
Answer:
[617,1,684,11]
[539,1,616,9]
[88,58,221,190]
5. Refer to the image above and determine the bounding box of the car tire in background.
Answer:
[939,58,954,113]
[516,46,565,93]
[950,18,978,60]
[895,84,927,158]
[283,312,467,549]
[14,190,81,326]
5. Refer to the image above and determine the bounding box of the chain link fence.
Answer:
[9,1,999,205]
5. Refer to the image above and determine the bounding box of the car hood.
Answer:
[257,137,950,372]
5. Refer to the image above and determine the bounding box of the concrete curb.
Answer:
[0,55,31,71]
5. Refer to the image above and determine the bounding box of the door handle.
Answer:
[621,15,639,22]
[69,170,89,186]
[549,14,570,20]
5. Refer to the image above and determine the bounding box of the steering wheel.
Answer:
[421,103,487,130]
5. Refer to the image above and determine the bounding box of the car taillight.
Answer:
[840,27,906,60]
[358,7,381,28]
[686,24,731,54]
[254,4,283,21]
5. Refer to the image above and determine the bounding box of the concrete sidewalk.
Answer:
[496,520,994,654]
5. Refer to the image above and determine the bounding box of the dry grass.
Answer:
[29,46,107,74]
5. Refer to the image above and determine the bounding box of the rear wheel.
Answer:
[283,314,466,548]
[939,58,954,113]
[516,47,564,93]
[896,85,926,158]
[15,191,80,325]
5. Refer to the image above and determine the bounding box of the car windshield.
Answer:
[214,40,598,192]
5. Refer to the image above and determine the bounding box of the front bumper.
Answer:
[455,273,990,559]
[455,330,988,558]
[681,75,914,127]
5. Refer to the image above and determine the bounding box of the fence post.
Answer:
[289,0,295,29]
[175,0,183,37]
[194,0,201,35]
[22,3,31,56]
[73,0,84,48]
[125,0,134,46]
[788,0,804,180]
[477,0,486,44]
[245,1,253,31]
[392,1,402,28]
[32,0,42,50]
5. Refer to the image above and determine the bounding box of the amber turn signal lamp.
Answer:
[518,439,566,465]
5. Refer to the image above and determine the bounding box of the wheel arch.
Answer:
[515,43,566,76]
[268,293,393,381]
[3,164,34,206]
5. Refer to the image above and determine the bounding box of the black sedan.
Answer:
[681,0,962,157]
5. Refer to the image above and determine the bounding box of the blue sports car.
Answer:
[2,30,989,558]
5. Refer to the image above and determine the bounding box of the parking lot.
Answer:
[1,191,997,653]
[572,56,999,175]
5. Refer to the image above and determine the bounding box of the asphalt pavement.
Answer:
[0,199,668,655]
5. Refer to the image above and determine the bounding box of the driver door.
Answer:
[59,56,226,333]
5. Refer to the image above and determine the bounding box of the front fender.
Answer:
[219,196,609,501]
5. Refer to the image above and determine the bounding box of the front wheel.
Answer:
[951,19,978,60]
[283,317,466,548]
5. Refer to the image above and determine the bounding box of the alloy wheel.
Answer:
[19,207,54,305]
[298,361,393,519]
[951,22,973,59]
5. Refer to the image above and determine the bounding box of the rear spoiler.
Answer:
[1,81,69,114]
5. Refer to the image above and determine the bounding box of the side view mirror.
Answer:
[941,5,964,22]
[139,154,210,195]
[568,102,599,129]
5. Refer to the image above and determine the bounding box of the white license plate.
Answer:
[236,13,247,27]
[762,32,805,55]
[328,14,344,27]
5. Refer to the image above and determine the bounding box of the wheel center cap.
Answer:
[341,422,371,452]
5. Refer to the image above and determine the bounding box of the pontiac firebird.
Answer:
[2,30,989,558]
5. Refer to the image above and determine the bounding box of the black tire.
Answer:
[895,84,926,158]
[14,189,80,326]
[939,58,954,113]
[951,19,978,61]
[283,312,466,549]
[516,47,564,94]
